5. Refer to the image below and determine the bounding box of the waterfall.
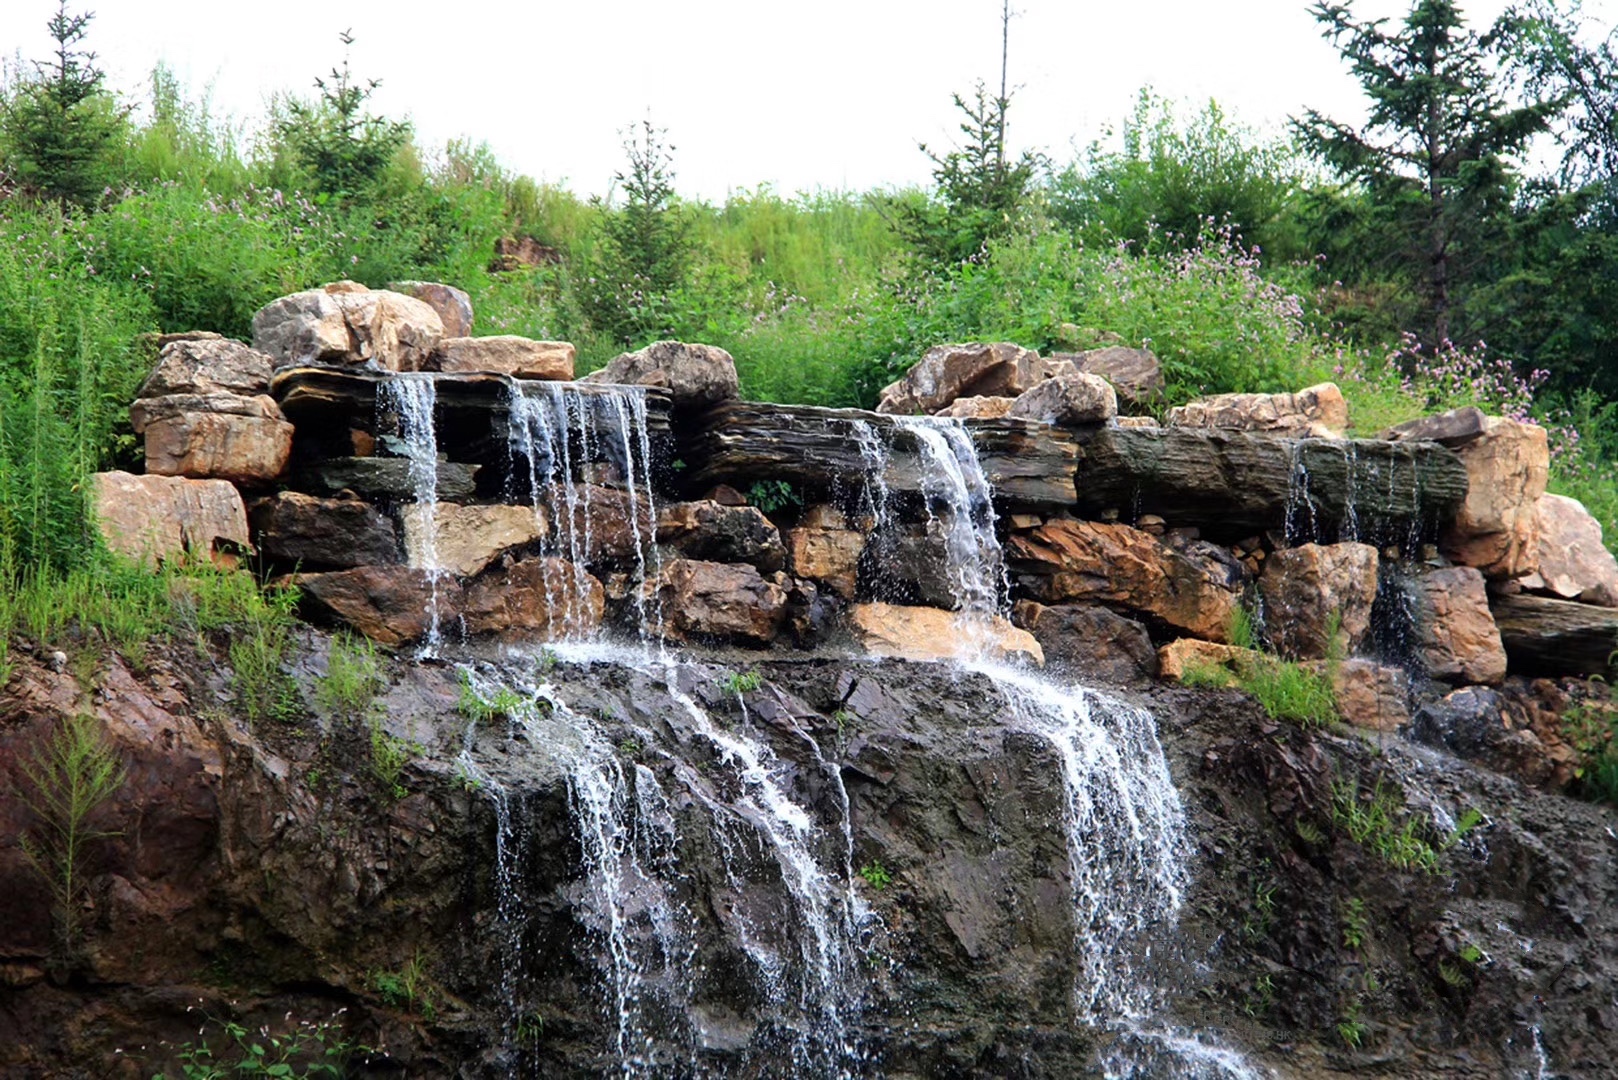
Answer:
[503,379,664,643]
[378,374,447,653]
[865,414,1261,1078]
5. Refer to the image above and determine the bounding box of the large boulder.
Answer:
[1490,593,1618,678]
[1007,372,1117,426]
[847,601,1043,666]
[554,484,655,564]
[1166,382,1348,438]
[388,281,474,338]
[1519,493,1618,606]
[582,341,739,410]
[1051,346,1163,410]
[1257,542,1380,660]
[656,501,786,573]
[296,566,463,646]
[401,503,548,578]
[137,337,276,398]
[92,471,249,568]
[1011,600,1155,682]
[251,282,444,371]
[1438,417,1549,580]
[1405,566,1508,685]
[462,556,604,639]
[877,342,1062,415]
[1007,520,1240,642]
[248,492,400,570]
[655,558,788,645]
[129,392,285,434]
[143,411,293,485]
[433,336,575,381]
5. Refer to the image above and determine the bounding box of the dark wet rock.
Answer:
[684,401,1078,510]
[292,456,481,501]
[656,500,786,573]
[1071,426,1469,541]
[1492,593,1618,677]
[249,491,400,570]
[1382,405,1490,445]
[296,565,462,645]
[1012,600,1156,682]
[1257,542,1379,660]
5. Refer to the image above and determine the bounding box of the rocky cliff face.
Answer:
[3,637,1615,1078]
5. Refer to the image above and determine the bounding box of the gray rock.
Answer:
[583,340,739,410]
[138,337,276,398]
[1007,372,1117,426]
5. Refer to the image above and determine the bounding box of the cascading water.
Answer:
[864,414,1262,1078]
[378,374,447,653]
[503,380,664,641]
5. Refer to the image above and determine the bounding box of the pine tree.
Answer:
[1,1,124,208]
[273,30,411,199]
[1295,0,1561,345]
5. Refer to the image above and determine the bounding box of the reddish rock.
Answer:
[1330,659,1411,731]
[556,485,655,564]
[656,558,787,644]
[1156,638,1257,683]
[296,566,463,646]
[785,524,866,600]
[847,601,1043,666]
[1007,520,1239,642]
[462,557,604,639]
[1257,542,1380,660]
[388,280,474,338]
[93,471,249,568]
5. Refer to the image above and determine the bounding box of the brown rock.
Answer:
[555,485,655,563]
[1166,382,1348,438]
[92,471,249,568]
[251,284,444,371]
[583,341,739,409]
[1007,520,1239,641]
[1012,600,1156,682]
[1053,346,1164,409]
[1257,542,1380,660]
[491,234,562,271]
[1490,593,1618,678]
[785,525,866,599]
[1439,417,1549,579]
[434,336,575,380]
[1329,659,1410,731]
[143,412,293,484]
[1382,405,1491,444]
[388,281,474,338]
[847,601,1043,666]
[934,395,1017,420]
[462,556,604,639]
[129,392,285,435]
[1007,372,1118,426]
[704,484,748,506]
[137,337,276,398]
[1407,566,1508,684]
[656,558,787,645]
[1115,416,1160,429]
[656,501,786,573]
[296,566,463,646]
[401,503,548,578]
[799,503,849,529]
[248,491,400,569]
[877,342,1059,415]
[1519,493,1618,606]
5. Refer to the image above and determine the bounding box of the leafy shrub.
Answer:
[155,1007,366,1079]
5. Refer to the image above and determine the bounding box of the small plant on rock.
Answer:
[857,861,893,890]
[723,670,763,695]
[313,633,384,724]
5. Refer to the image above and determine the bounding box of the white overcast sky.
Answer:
[2,0,1615,200]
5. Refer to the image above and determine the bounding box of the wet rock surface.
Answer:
[2,641,1614,1079]
[1257,541,1379,659]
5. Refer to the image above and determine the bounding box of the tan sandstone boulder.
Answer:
[93,471,249,568]
[1007,372,1117,426]
[401,503,548,578]
[1166,382,1348,438]
[1519,493,1618,606]
[143,411,293,485]
[877,342,1067,415]
[251,282,444,371]
[388,281,474,338]
[934,396,1017,420]
[1050,346,1164,409]
[137,337,276,398]
[1257,542,1380,660]
[583,341,738,409]
[1438,417,1548,580]
[785,506,866,600]
[847,601,1043,666]
[656,558,788,645]
[434,336,575,380]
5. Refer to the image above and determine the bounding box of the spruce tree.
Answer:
[1,1,124,208]
[1295,0,1560,345]
[273,30,411,199]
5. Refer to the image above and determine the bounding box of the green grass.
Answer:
[314,633,384,724]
